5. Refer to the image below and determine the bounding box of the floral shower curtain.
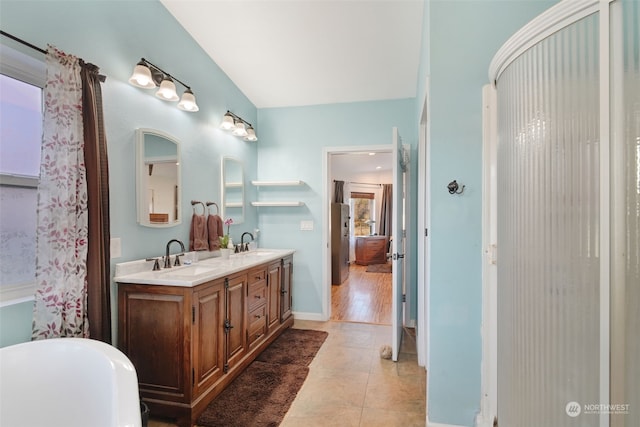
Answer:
[32,46,89,339]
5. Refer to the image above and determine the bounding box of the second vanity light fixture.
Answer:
[129,58,199,112]
[220,111,258,141]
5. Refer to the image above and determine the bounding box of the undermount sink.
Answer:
[237,250,275,257]
[160,265,220,278]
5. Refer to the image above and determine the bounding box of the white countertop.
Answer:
[114,249,295,287]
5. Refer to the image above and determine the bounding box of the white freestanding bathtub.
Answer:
[0,338,142,427]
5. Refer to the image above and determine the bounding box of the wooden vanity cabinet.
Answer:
[224,273,247,371]
[247,266,268,348]
[117,257,294,427]
[193,281,226,396]
[267,261,281,333]
[281,255,293,321]
[118,284,194,404]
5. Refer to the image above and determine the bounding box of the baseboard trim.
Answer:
[428,421,467,427]
[474,414,494,427]
[292,311,326,322]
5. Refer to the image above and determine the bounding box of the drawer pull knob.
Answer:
[254,314,262,319]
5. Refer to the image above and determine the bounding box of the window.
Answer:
[0,46,45,305]
[350,192,376,236]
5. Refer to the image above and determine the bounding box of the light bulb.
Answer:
[232,121,248,137]
[155,77,179,101]
[177,89,199,112]
[220,113,235,130]
[128,63,155,89]
[244,127,258,141]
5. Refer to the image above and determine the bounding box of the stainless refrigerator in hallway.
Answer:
[331,203,350,285]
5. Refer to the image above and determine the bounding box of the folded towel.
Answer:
[189,213,209,251]
[207,214,224,251]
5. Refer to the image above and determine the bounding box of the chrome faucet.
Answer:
[240,232,254,252]
[164,239,185,268]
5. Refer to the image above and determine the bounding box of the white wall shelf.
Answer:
[251,180,305,186]
[250,201,305,207]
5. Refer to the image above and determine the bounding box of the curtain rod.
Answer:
[351,182,382,187]
[1,30,47,54]
[1,30,106,82]
[334,180,382,187]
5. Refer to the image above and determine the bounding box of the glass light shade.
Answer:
[220,113,235,130]
[155,77,179,101]
[177,89,199,112]
[128,63,156,89]
[244,127,258,141]
[232,121,248,137]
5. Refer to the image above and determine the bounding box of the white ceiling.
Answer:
[160,0,424,109]
[331,151,392,176]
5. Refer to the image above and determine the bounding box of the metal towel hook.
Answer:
[206,201,219,215]
[191,200,206,215]
[447,180,465,195]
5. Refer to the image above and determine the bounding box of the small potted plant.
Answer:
[219,218,233,258]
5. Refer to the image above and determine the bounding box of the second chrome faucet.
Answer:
[235,232,254,253]
[164,239,185,268]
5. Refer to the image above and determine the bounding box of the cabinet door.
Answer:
[118,286,190,402]
[267,261,281,332]
[225,274,247,372]
[192,280,225,397]
[281,256,293,321]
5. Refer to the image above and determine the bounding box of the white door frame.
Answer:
[417,80,431,369]
[321,144,393,321]
[479,83,498,427]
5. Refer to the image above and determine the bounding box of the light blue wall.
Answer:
[418,0,556,425]
[0,3,563,424]
[257,101,417,316]
[0,0,259,347]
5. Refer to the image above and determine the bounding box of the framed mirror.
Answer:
[221,156,244,224]
[136,128,181,228]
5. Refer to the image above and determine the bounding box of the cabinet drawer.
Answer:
[248,267,266,285]
[248,282,267,311]
[247,305,268,346]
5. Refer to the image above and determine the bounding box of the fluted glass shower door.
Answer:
[496,12,600,427]
[611,1,640,426]
[491,0,640,426]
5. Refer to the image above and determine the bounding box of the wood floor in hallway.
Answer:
[330,263,392,325]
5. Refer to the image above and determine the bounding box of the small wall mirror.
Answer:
[221,156,244,224]
[136,128,181,228]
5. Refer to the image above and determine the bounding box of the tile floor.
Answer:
[149,319,426,427]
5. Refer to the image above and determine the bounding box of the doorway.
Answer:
[324,148,393,325]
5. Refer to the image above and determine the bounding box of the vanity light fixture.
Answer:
[220,111,258,141]
[128,58,199,112]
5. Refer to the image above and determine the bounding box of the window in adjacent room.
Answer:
[0,46,44,305]
[350,191,375,236]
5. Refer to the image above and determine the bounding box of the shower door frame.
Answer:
[481,0,625,426]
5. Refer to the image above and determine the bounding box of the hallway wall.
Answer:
[416,0,558,425]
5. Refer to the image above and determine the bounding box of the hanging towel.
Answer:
[207,214,224,251]
[189,213,209,251]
